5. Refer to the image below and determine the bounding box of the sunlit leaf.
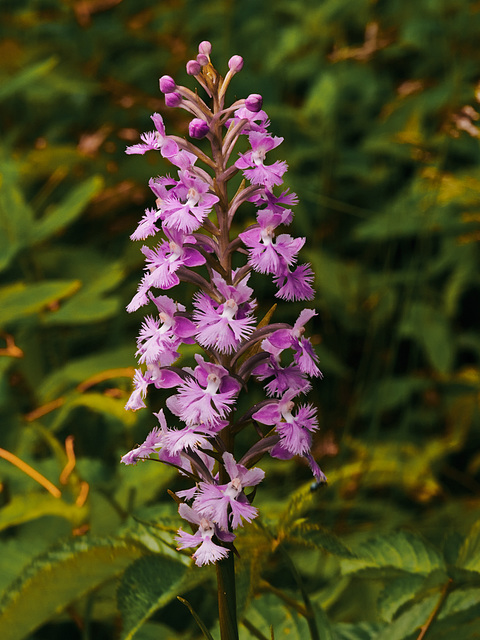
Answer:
[0,491,88,532]
[0,280,81,327]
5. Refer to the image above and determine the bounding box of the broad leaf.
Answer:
[32,175,104,243]
[117,554,192,640]
[341,531,444,577]
[0,492,88,532]
[0,536,148,640]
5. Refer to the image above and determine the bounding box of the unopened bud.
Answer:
[198,41,212,56]
[245,93,263,112]
[196,53,209,67]
[186,59,201,76]
[159,75,176,94]
[165,92,182,107]
[228,55,243,73]
[189,118,210,139]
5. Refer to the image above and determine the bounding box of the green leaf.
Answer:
[457,519,480,572]
[0,156,34,271]
[398,302,454,373]
[358,377,431,416]
[0,57,58,100]
[38,346,134,402]
[298,526,357,559]
[341,531,444,577]
[373,593,440,640]
[333,622,384,640]
[244,592,333,640]
[48,391,137,433]
[0,280,81,327]
[0,536,147,640]
[117,555,189,640]
[32,175,104,243]
[0,492,88,532]
[430,591,480,639]
[43,261,124,325]
[377,575,425,623]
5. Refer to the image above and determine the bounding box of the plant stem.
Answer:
[216,550,239,640]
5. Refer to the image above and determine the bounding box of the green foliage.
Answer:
[0,536,149,640]
[1,0,480,638]
[117,555,189,640]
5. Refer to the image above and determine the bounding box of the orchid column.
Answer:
[122,42,326,640]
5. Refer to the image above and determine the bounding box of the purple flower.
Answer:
[273,263,316,301]
[130,208,161,241]
[252,389,318,456]
[229,105,270,134]
[193,273,256,353]
[239,209,304,276]
[134,295,196,366]
[175,503,234,566]
[121,409,170,463]
[126,113,178,158]
[161,171,219,233]
[235,131,288,188]
[124,368,152,411]
[161,423,218,456]
[266,309,322,377]
[194,453,265,530]
[167,355,241,426]
[254,356,311,398]
[250,188,298,215]
[127,229,206,311]
[123,42,327,562]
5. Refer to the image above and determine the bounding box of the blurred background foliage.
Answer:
[1,0,480,638]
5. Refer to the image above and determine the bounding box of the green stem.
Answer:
[216,550,239,640]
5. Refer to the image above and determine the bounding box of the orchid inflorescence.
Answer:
[121,41,325,567]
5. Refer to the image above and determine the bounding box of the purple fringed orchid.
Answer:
[121,42,326,569]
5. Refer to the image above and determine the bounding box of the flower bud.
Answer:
[165,92,182,107]
[245,93,263,113]
[196,53,209,67]
[198,41,212,56]
[186,59,201,76]
[188,118,210,139]
[159,75,176,94]
[228,55,243,73]
[189,118,210,139]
